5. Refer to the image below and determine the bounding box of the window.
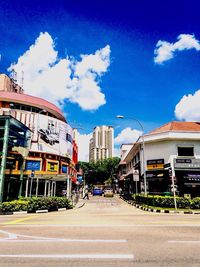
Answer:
[178,147,194,156]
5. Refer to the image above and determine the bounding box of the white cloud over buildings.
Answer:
[175,90,200,121]
[8,32,110,111]
[114,127,142,144]
[154,34,200,64]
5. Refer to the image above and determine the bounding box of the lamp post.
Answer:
[116,115,147,195]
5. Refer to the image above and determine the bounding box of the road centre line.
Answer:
[0,254,134,259]
[168,240,200,244]
[6,216,37,224]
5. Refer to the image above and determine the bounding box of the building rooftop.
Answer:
[0,91,66,122]
[148,121,200,134]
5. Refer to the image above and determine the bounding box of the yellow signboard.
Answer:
[147,164,164,170]
[47,161,58,172]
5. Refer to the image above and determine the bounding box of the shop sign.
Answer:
[147,159,164,170]
[61,165,68,173]
[25,160,41,171]
[176,159,192,164]
[47,162,58,172]
[0,158,16,170]
[183,173,200,182]
[146,170,166,180]
[174,158,200,169]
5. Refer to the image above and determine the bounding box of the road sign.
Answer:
[133,170,139,181]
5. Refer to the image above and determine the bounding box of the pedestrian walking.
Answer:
[83,188,89,200]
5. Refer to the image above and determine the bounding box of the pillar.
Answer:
[0,119,9,202]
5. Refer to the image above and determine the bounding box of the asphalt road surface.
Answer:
[0,195,200,267]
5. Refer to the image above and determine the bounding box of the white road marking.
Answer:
[0,230,17,239]
[0,254,134,259]
[0,230,127,243]
[168,240,200,244]
[0,239,127,243]
[3,224,200,228]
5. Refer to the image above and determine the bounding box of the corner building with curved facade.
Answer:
[0,74,78,200]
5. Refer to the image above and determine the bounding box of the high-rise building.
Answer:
[89,126,114,162]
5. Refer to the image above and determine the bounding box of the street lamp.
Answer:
[116,115,147,195]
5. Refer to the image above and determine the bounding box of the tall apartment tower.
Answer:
[89,126,114,162]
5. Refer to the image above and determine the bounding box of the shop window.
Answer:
[178,147,194,156]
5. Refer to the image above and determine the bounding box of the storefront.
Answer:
[174,158,200,197]
[146,170,169,194]
[0,115,31,201]
[146,159,169,194]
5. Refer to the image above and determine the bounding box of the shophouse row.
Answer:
[117,121,200,198]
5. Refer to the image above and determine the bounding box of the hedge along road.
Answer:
[0,195,200,267]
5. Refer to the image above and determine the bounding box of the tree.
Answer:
[78,157,120,186]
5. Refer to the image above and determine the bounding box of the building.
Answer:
[0,74,78,200]
[117,121,200,198]
[89,125,114,162]
[116,144,133,192]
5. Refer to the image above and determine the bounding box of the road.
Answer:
[0,195,200,266]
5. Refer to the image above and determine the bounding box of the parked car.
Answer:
[92,188,103,196]
[103,188,114,197]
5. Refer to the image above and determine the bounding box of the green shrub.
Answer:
[0,197,72,213]
[190,198,200,209]
[133,194,192,209]
[27,197,72,212]
[0,200,28,212]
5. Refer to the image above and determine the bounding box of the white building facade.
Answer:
[117,122,200,197]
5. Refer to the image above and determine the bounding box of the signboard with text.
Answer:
[61,165,68,174]
[47,162,58,172]
[147,159,164,170]
[174,158,200,169]
[25,160,41,171]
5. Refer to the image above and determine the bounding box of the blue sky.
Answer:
[1,0,200,160]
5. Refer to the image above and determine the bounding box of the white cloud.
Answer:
[175,90,200,121]
[76,131,92,162]
[114,127,142,145]
[154,34,200,64]
[8,32,111,111]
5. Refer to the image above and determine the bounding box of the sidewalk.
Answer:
[121,196,200,214]
[74,196,87,209]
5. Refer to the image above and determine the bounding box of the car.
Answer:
[38,129,59,145]
[103,188,114,197]
[92,188,103,196]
